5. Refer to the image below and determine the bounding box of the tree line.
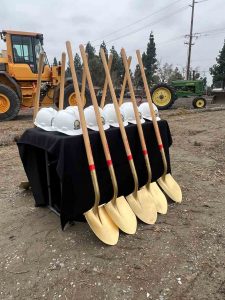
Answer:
[52,32,185,89]
[53,32,225,89]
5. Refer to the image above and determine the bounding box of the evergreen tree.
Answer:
[74,53,83,81]
[210,40,225,88]
[53,57,58,66]
[110,46,124,88]
[134,64,143,89]
[83,42,104,86]
[142,31,158,84]
[99,41,108,59]
[65,62,71,78]
[65,53,83,79]
[85,42,96,60]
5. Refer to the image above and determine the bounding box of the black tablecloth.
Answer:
[17,121,172,228]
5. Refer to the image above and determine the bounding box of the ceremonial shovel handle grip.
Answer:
[33,52,45,122]
[100,54,113,108]
[136,50,168,175]
[58,52,66,111]
[66,42,100,209]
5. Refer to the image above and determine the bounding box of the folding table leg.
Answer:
[45,151,60,216]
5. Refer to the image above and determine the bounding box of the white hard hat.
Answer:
[52,109,82,135]
[34,107,57,131]
[65,105,78,114]
[103,103,128,127]
[84,105,109,131]
[139,102,161,121]
[120,102,145,124]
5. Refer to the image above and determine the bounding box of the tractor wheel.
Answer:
[150,83,176,110]
[63,83,92,108]
[0,84,21,121]
[192,97,206,109]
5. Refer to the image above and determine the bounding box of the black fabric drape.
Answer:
[17,120,172,228]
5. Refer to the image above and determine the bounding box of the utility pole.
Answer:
[186,0,196,80]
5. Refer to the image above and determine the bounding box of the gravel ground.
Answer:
[0,98,225,300]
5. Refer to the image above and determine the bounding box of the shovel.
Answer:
[80,45,137,234]
[136,50,182,203]
[58,52,66,110]
[66,41,119,245]
[100,54,113,108]
[119,56,132,107]
[121,48,168,214]
[100,48,157,224]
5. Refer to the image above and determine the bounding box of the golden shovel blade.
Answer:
[147,182,168,215]
[157,173,182,203]
[104,196,137,234]
[84,205,119,245]
[126,187,157,224]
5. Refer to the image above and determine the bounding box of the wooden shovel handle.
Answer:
[119,56,132,106]
[121,48,152,183]
[136,50,168,175]
[100,54,113,108]
[58,52,66,111]
[81,67,87,106]
[100,48,139,192]
[80,45,118,198]
[33,52,45,122]
[81,53,88,106]
[80,45,112,164]
[100,48,132,159]
[66,42,94,166]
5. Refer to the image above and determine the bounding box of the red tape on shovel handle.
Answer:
[107,160,112,166]
[127,154,133,161]
[142,149,148,156]
[158,144,163,151]
[89,164,95,171]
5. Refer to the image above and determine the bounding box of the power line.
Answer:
[90,0,188,43]
[93,5,189,47]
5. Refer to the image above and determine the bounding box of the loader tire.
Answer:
[63,83,92,108]
[150,83,176,110]
[0,84,21,121]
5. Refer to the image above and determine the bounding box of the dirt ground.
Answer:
[0,98,225,300]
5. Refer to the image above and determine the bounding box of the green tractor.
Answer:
[151,80,207,110]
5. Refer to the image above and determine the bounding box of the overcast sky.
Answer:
[1,0,225,84]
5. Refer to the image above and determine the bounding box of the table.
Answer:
[17,121,172,229]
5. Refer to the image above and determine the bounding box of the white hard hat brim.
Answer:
[34,123,55,131]
[57,128,83,136]
[87,124,110,131]
[143,116,161,121]
[109,121,129,127]
[128,118,145,125]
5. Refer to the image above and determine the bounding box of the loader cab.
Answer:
[11,33,47,74]
[0,30,50,80]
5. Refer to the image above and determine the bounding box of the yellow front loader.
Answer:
[0,30,90,121]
